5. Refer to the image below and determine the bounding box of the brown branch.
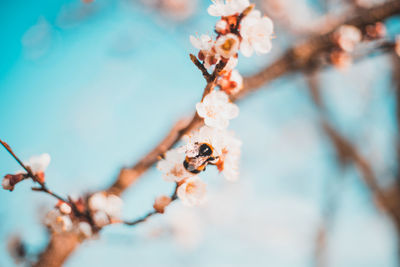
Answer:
[190,54,211,82]
[307,73,400,230]
[31,1,400,266]
[123,183,178,226]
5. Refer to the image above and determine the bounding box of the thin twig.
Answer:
[0,139,69,204]
[123,183,179,226]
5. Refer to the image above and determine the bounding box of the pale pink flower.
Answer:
[335,25,362,52]
[93,211,109,227]
[77,222,92,238]
[208,0,250,17]
[88,192,123,225]
[215,19,229,34]
[157,148,194,182]
[218,69,243,95]
[27,153,51,173]
[177,177,207,206]
[240,10,274,57]
[196,90,239,129]
[44,209,73,233]
[219,131,242,181]
[59,202,72,215]
[223,56,238,73]
[2,178,12,190]
[184,125,225,159]
[190,34,213,51]
[215,33,240,59]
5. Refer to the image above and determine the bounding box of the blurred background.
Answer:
[1,0,400,266]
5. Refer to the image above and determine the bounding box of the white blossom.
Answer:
[77,222,92,238]
[105,194,123,218]
[27,153,51,173]
[207,0,250,17]
[44,209,73,233]
[2,178,12,190]
[190,34,213,51]
[177,177,207,206]
[223,56,238,73]
[240,10,274,57]
[215,33,240,59]
[88,192,108,211]
[218,69,243,95]
[157,148,194,182]
[59,202,72,215]
[184,125,224,158]
[335,25,362,52]
[93,211,110,227]
[88,192,123,225]
[215,19,229,34]
[196,90,239,129]
[219,131,242,181]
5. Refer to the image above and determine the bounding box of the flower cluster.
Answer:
[330,23,386,70]
[2,153,51,191]
[88,192,123,227]
[44,201,93,238]
[157,0,272,208]
[190,0,274,95]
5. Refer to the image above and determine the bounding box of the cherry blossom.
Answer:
[207,0,250,17]
[157,148,194,182]
[218,131,242,181]
[215,19,229,34]
[44,209,73,233]
[184,126,224,159]
[190,34,213,51]
[88,192,123,227]
[196,90,239,129]
[334,25,362,52]
[2,178,13,190]
[218,69,243,95]
[77,222,92,238]
[27,153,51,174]
[215,33,240,59]
[240,10,274,57]
[177,177,207,206]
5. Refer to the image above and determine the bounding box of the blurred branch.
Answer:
[238,0,400,99]
[307,72,400,254]
[32,1,400,266]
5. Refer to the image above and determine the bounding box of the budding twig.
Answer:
[190,54,212,82]
[123,183,178,226]
[0,139,70,204]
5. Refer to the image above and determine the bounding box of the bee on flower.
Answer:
[157,148,195,181]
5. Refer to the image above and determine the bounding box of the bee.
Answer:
[183,143,218,174]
